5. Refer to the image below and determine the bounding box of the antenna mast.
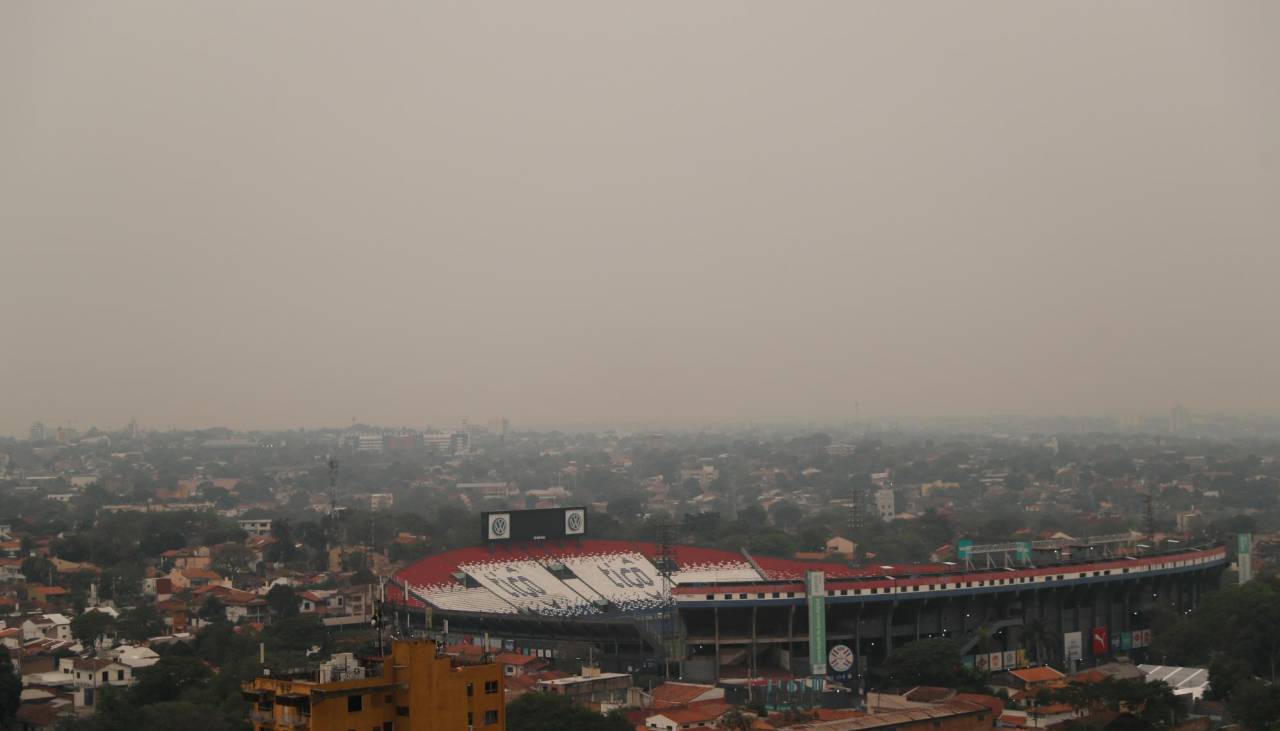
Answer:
[328,456,340,550]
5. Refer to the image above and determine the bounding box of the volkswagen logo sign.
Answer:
[567,512,582,532]
[491,517,508,536]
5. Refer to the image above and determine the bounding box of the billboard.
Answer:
[989,652,1004,671]
[1003,650,1017,669]
[806,571,827,676]
[480,507,588,543]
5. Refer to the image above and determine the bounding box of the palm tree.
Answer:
[1023,616,1059,667]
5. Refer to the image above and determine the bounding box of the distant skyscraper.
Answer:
[875,488,896,522]
[29,421,46,442]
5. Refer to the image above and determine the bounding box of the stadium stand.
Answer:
[562,552,665,603]
[460,559,597,615]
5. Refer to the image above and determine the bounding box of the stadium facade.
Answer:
[384,511,1226,685]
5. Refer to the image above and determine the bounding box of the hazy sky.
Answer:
[3,2,1278,435]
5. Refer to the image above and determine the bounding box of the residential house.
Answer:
[71,657,133,709]
[20,614,71,642]
[159,546,212,571]
[644,701,731,731]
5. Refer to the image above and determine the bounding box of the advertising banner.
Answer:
[1120,632,1132,650]
[1111,632,1121,652]
[486,512,511,541]
[564,508,586,536]
[1063,631,1083,663]
[1016,542,1032,563]
[1016,649,1027,668]
[1003,650,1017,669]
[827,644,855,682]
[806,571,827,676]
[962,655,975,668]
[1091,627,1109,656]
[989,652,1004,671]
[976,654,990,671]
[1239,533,1253,584]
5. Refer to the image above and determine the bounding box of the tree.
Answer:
[769,501,803,531]
[197,595,226,624]
[1226,679,1280,731]
[263,614,325,656]
[265,584,300,619]
[0,649,20,731]
[116,605,165,644]
[70,610,115,649]
[1022,616,1059,666]
[882,638,971,689]
[20,555,54,584]
[129,656,213,706]
[210,544,255,578]
[506,692,632,731]
[719,709,755,731]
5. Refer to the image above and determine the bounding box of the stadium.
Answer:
[385,508,1227,687]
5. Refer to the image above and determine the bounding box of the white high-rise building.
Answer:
[875,488,896,522]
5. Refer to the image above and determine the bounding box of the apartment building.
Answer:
[244,639,504,731]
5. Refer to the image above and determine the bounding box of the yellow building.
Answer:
[244,639,505,731]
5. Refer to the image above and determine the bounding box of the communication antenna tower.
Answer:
[1143,490,1155,543]
[328,456,340,549]
[654,522,679,679]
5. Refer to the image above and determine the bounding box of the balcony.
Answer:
[248,709,310,728]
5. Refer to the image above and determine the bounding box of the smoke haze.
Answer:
[3,1,1278,434]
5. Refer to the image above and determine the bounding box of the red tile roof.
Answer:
[651,682,718,708]
[1010,666,1066,684]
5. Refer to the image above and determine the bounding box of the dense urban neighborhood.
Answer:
[2,419,1279,730]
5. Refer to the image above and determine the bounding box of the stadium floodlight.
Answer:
[1166,539,1181,543]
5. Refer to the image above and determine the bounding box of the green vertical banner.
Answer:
[806,570,827,676]
[1238,533,1253,585]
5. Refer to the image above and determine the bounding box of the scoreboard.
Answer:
[481,507,588,543]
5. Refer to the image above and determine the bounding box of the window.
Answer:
[484,710,499,725]
[117,670,125,681]
[397,707,410,717]
[383,723,393,731]
[102,671,108,682]
[384,695,393,704]
[484,680,499,694]
[467,712,473,725]
[348,695,363,713]
[466,683,474,697]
